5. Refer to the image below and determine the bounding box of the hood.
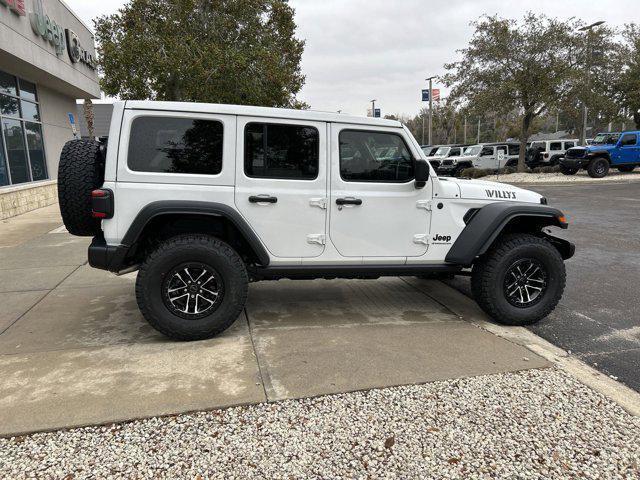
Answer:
[586,144,615,153]
[437,177,543,203]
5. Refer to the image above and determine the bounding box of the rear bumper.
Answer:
[88,236,129,272]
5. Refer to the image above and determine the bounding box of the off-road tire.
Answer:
[57,139,105,236]
[471,234,565,326]
[587,157,609,178]
[136,235,248,341]
[617,165,636,172]
[559,164,578,175]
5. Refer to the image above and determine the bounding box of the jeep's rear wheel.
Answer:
[136,235,248,340]
[587,157,609,178]
[57,139,105,236]
[471,234,565,326]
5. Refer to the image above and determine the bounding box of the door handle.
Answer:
[249,195,277,204]
[336,197,362,206]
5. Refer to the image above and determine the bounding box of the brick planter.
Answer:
[0,180,58,220]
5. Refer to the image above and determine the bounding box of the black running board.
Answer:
[249,264,462,281]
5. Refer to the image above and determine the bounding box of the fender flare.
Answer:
[122,200,270,266]
[445,202,571,267]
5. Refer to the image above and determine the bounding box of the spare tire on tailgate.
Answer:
[57,139,105,236]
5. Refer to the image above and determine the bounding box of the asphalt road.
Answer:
[447,181,640,391]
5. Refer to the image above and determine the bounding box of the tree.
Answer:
[615,24,640,128]
[82,99,95,139]
[94,0,306,108]
[442,14,583,171]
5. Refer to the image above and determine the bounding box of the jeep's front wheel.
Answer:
[587,157,609,178]
[136,235,248,340]
[471,234,565,326]
[559,164,578,175]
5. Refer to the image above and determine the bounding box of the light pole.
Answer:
[579,20,605,146]
[425,76,436,145]
[370,99,377,118]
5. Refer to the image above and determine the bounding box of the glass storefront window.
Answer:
[0,71,17,96]
[0,69,47,186]
[20,100,39,122]
[0,94,19,117]
[0,135,8,186]
[3,118,30,184]
[18,79,37,102]
[25,122,47,181]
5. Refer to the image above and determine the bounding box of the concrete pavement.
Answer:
[0,204,552,436]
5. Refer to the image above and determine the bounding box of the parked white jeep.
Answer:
[58,101,574,340]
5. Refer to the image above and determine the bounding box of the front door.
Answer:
[234,117,327,258]
[329,125,431,257]
[617,132,639,164]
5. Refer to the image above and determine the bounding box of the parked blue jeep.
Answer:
[560,131,640,178]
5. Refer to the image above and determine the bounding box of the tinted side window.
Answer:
[564,141,575,149]
[128,117,223,174]
[508,144,520,155]
[480,146,494,156]
[339,130,413,182]
[449,147,461,156]
[621,133,637,146]
[245,123,318,179]
[550,142,562,151]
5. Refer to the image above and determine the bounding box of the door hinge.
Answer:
[307,234,326,245]
[309,197,327,209]
[416,200,432,211]
[413,234,430,245]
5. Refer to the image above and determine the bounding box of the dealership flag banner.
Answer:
[432,89,441,102]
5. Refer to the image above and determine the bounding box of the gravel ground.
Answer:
[482,170,640,184]
[1,368,639,479]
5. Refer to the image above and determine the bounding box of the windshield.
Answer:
[591,133,620,145]
[434,147,450,156]
[462,146,481,156]
[421,146,435,156]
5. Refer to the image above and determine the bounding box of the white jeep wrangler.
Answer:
[58,101,574,340]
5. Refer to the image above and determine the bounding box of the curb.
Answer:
[406,278,640,417]
[496,179,640,187]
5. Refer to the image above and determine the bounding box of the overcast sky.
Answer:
[66,0,635,117]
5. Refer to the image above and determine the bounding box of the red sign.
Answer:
[0,0,26,16]
[432,89,441,102]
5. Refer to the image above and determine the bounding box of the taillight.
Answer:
[91,189,114,219]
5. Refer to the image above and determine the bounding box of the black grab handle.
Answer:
[249,195,278,204]
[336,197,362,206]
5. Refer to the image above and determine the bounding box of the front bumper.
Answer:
[560,157,589,169]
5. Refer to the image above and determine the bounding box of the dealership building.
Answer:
[0,0,99,219]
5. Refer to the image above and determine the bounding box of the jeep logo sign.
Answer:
[29,0,65,56]
[432,234,452,244]
[29,0,96,69]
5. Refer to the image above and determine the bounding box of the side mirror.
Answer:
[414,159,430,189]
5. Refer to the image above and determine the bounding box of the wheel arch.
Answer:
[121,201,270,268]
[445,202,574,267]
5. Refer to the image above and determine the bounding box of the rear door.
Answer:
[328,124,431,257]
[234,117,327,258]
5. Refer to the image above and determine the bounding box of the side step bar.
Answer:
[249,264,462,281]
